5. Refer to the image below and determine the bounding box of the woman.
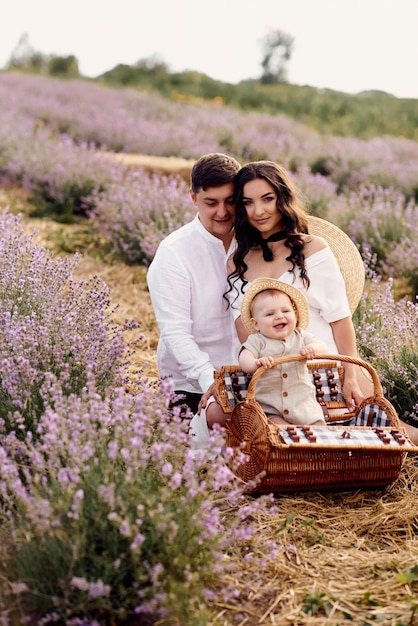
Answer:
[196,159,418,448]
[225,160,368,408]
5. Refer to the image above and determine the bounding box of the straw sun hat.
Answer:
[307,216,365,314]
[241,278,310,334]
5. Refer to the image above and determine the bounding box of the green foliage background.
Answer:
[99,65,418,141]
[4,50,418,141]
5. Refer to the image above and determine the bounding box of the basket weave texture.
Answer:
[214,354,418,494]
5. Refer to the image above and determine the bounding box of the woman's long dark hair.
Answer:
[226,161,311,306]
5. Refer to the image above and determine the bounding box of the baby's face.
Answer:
[250,291,297,340]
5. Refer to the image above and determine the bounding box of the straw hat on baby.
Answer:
[307,215,365,314]
[241,278,310,334]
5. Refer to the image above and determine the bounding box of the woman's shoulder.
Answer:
[302,234,328,257]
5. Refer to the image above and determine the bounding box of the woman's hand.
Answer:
[341,372,365,410]
[330,317,369,409]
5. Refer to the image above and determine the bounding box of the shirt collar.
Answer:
[193,215,236,254]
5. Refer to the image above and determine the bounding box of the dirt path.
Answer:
[102,151,195,182]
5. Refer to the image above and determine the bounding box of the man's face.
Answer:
[190,183,235,242]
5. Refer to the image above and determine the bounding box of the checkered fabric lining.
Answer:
[279,426,413,448]
[223,369,393,429]
[327,404,392,428]
[223,366,344,407]
[345,403,391,428]
[311,366,344,402]
[224,371,252,405]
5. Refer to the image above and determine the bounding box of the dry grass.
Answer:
[102,151,195,183]
[210,460,418,625]
[2,180,418,626]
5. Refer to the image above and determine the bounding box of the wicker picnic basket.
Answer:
[214,354,418,494]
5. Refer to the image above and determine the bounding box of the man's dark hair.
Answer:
[191,153,241,193]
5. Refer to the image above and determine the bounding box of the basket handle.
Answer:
[245,353,383,403]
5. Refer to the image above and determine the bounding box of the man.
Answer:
[146,153,241,436]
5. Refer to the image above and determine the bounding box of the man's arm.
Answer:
[147,244,215,392]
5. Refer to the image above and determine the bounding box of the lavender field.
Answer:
[1,73,417,278]
[0,73,418,625]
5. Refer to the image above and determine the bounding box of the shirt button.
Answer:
[283,409,289,415]
[282,373,288,378]
[283,391,288,397]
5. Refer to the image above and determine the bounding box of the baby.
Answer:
[239,277,328,426]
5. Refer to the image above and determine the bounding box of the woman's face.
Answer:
[242,177,283,238]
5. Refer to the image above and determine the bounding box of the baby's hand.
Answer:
[300,345,317,360]
[256,356,274,369]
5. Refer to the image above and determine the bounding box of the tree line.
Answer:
[3,32,418,141]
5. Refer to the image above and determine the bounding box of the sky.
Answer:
[2,0,418,99]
